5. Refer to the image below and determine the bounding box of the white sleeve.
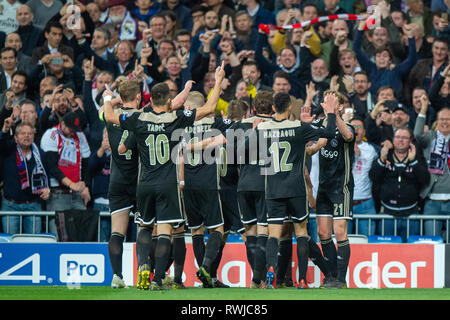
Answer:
[77,132,91,159]
[40,129,58,153]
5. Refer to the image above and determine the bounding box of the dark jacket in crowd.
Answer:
[369,149,430,216]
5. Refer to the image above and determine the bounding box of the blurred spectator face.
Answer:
[378,87,395,101]
[235,81,248,99]
[95,0,109,11]
[16,5,34,27]
[375,50,391,69]
[42,92,53,107]
[53,93,70,115]
[302,5,318,21]
[405,23,423,43]
[116,41,133,62]
[106,24,120,48]
[282,0,296,7]
[321,21,333,39]
[175,34,191,52]
[136,0,152,11]
[268,30,276,46]
[191,9,205,27]
[86,3,101,24]
[165,14,177,35]
[5,33,23,52]
[311,59,329,82]
[391,11,406,28]
[324,0,339,10]
[45,26,63,48]
[164,79,178,98]
[291,28,303,45]
[150,16,167,39]
[432,40,449,63]
[205,10,219,29]
[11,74,27,95]
[273,76,291,94]
[380,108,393,125]
[339,51,358,75]
[203,72,215,93]
[1,49,17,72]
[109,5,127,23]
[412,88,427,113]
[354,73,370,95]
[92,30,109,51]
[158,41,175,60]
[440,76,450,96]
[437,108,450,135]
[372,27,389,49]
[207,0,222,6]
[393,129,411,153]
[242,64,261,86]
[166,56,181,76]
[60,121,75,138]
[331,20,348,39]
[20,103,38,124]
[280,47,296,69]
[40,78,56,98]
[208,52,217,71]
[276,10,288,26]
[235,13,252,32]
[350,119,365,143]
[96,72,113,92]
[14,124,34,149]
[392,109,410,129]
[407,0,424,14]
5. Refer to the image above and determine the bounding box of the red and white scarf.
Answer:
[56,125,82,184]
[258,14,375,34]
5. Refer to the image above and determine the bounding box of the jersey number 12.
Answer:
[268,141,293,173]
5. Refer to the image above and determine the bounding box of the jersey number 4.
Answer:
[268,141,293,173]
[119,130,132,160]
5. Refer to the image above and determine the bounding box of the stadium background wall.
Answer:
[0,243,447,288]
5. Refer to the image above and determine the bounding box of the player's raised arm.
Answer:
[102,86,121,126]
[335,106,355,142]
[319,93,338,139]
[172,80,195,110]
[195,61,226,120]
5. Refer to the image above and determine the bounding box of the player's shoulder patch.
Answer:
[183,109,193,117]
[222,118,232,125]
[120,113,132,121]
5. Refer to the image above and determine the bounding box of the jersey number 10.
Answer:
[145,134,170,165]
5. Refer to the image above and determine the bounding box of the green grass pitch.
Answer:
[1,286,449,300]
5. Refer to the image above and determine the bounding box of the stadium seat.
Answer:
[368,235,403,243]
[226,234,244,243]
[407,235,444,244]
[0,233,12,243]
[332,234,368,244]
[10,233,57,243]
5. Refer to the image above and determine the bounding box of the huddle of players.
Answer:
[101,62,354,290]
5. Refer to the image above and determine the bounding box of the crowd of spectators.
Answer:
[0,0,449,242]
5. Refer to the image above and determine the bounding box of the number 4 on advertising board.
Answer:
[0,253,46,283]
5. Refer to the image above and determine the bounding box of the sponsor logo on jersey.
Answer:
[321,148,339,159]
